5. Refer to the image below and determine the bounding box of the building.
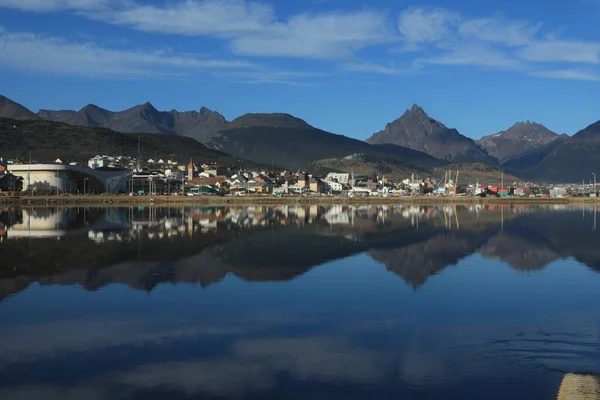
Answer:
[9,164,132,194]
[188,176,225,188]
[327,181,343,193]
[514,186,533,197]
[325,172,350,185]
[187,160,194,181]
[550,186,568,197]
[0,172,23,192]
[88,156,110,169]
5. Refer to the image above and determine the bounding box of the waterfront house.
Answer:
[188,176,226,190]
[0,171,23,192]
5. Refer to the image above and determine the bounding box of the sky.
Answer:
[1,0,600,140]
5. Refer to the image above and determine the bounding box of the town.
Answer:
[0,154,598,198]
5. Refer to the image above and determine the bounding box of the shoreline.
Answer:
[1,194,600,207]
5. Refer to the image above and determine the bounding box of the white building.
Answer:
[326,172,350,185]
[88,156,110,169]
[327,181,343,193]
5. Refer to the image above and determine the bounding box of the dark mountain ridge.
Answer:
[0,93,446,176]
[0,94,40,120]
[207,113,446,173]
[503,121,600,182]
[366,105,497,164]
[0,118,247,167]
[478,121,560,162]
[37,101,227,143]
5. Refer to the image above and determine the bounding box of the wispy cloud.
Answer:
[219,70,326,85]
[342,62,411,75]
[519,40,600,63]
[398,8,459,44]
[3,0,394,60]
[99,1,395,59]
[457,17,542,47]
[0,0,112,12]
[421,46,522,69]
[1,1,600,83]
[106,0,274,37]
[0,27,256,78]
[230,11,394,59]
[531,69,600,81]
[395,7,600,79]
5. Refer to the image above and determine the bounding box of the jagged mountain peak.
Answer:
[123,101,157,114]
[366,105,493,163]
[409,103,426,114]
[140,101,157,111]
[478,120,559,163]
[199,106,215,116]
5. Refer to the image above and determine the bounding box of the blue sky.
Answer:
[1,0,600,140]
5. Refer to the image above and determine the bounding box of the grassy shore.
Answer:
[1,194,600,207]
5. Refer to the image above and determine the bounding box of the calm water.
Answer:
[0,205,599,399]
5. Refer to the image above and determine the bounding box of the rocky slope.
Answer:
[504,121,600,182]
[38,102,227,143]
[0,94,40,120]
[0,118,240,166]
[478,121,559,163]
[367,105,497,164]
[207,113,443,173]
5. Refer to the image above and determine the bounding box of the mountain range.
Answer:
[2,93,600,182]
[38,102,227,144]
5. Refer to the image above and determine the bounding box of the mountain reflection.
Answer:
[1,204,599,298]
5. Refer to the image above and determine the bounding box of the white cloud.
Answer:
[220,70,326,85]
[231,11,393,58]
[396,7,600,79]
[0,0,111,12]
[0,27,256,78]
[457,17,541,47]
[531,69,600,81]
[342,62,410,75]
[25,0,394,59]
[520,40,600,63]
[104,2,394,59]
[423,46,522,69]
[398,8,458,44]
[1,1,600,82]
[108,0,275,37]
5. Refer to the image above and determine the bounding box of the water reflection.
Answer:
[0,205,599,399]
[1,205,600,298]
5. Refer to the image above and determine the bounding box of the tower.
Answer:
[187,159,194,181]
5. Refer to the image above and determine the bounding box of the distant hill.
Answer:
[38,102,227,143]
[478,121,560,163]
[0,95,40,120]
[504,121,600,182]
[366,105,497,164]
[0,118,247,167]
[208,113,444,174]
[502,135,570,176]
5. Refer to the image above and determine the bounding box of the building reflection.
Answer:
[0,204,599,298]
